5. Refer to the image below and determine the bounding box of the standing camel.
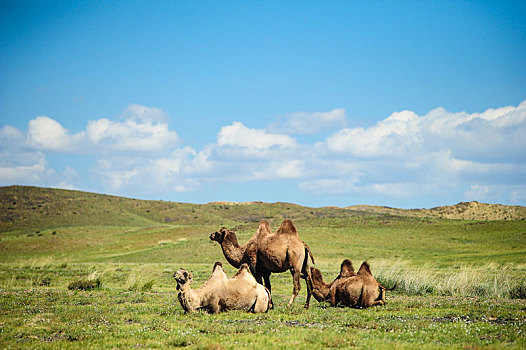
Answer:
[210,219,315,308]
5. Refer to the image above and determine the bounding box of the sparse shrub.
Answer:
[509,283,526,299]
[166,333,196,347]
[125,265,157,292]
[34,275,51,286]
[68,278,101,291]
[25,256,55,268]
[127,278,154,292]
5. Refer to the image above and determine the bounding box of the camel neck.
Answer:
[178,284,192,293]
[220,231,245,268]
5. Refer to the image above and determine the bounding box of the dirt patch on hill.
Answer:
[348,201,526,220]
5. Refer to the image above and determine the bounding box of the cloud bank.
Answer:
[1,101,525,206]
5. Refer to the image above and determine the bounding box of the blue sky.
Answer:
[1,0,525,208]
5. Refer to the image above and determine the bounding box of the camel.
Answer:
[310,259,395,308]
[210,219,315,308]
[173,262,271,314]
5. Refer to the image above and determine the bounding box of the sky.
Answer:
[1,0,525,208]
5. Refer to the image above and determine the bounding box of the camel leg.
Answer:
[208,296,221,314]
[254,272,264,285]
[371,300,385,306]
[263,272,274,309]
[263,272,272,292]
[301,264,313,309]
[371,288,386,306]
[287,268,301,308]
[303,275,312,309]
[328,289,337,307]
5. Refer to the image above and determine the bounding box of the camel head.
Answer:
[309,266,330,302]
[209,227,229,244]
[173,268,193,290]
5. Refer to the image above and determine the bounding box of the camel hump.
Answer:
[339,259,356,278]
[233,263,252,278]
[257,220,272,235]
[357,261,373,277]
[213,261,223,271]
[276,219,297,235]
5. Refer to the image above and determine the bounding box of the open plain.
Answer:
[0,186,525,349]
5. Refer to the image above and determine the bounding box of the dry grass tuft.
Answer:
[372,259,525,298]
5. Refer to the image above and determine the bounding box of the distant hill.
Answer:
[1,186,524,232]
[0,186,347,232]
[347,201,526,221]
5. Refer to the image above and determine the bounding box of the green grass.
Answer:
[0,186,525,348]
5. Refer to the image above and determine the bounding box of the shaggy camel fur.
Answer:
[174,262,271,314]
[310,259,394,308]
[210,219,315,308]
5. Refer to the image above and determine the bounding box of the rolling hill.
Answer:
[1,186,525,233]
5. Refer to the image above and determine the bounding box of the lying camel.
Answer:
[173,262,271,314]
[310,259,395,308]
[210,219,315,308]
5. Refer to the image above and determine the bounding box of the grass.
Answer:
[0,186,525,348]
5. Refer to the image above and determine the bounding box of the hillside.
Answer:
[1,186,524,233]
[348,201,526,221]
[0,186,350,232]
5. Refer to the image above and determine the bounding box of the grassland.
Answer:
[0,186,525,349]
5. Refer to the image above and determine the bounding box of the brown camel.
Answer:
[210,219,315,308]
[310,259,395,308]
[174,262,271,314]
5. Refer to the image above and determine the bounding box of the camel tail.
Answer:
[304,243,315,266]
[379,282,397,291]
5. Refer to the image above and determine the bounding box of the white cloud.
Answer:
[27,116,85,152]
[122,104,169,123]
[1,101,525,206]
[0,125,25,147]
[0,151,49,184]
[326,110,421,157]
[326,101,526,163]
[298,178,354,195]
[275,160,305,178]
[217,122,296,149]
[20,105,179,154]
[464,185,490,201]
[86,117,178,152]
[270,108,347,134]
